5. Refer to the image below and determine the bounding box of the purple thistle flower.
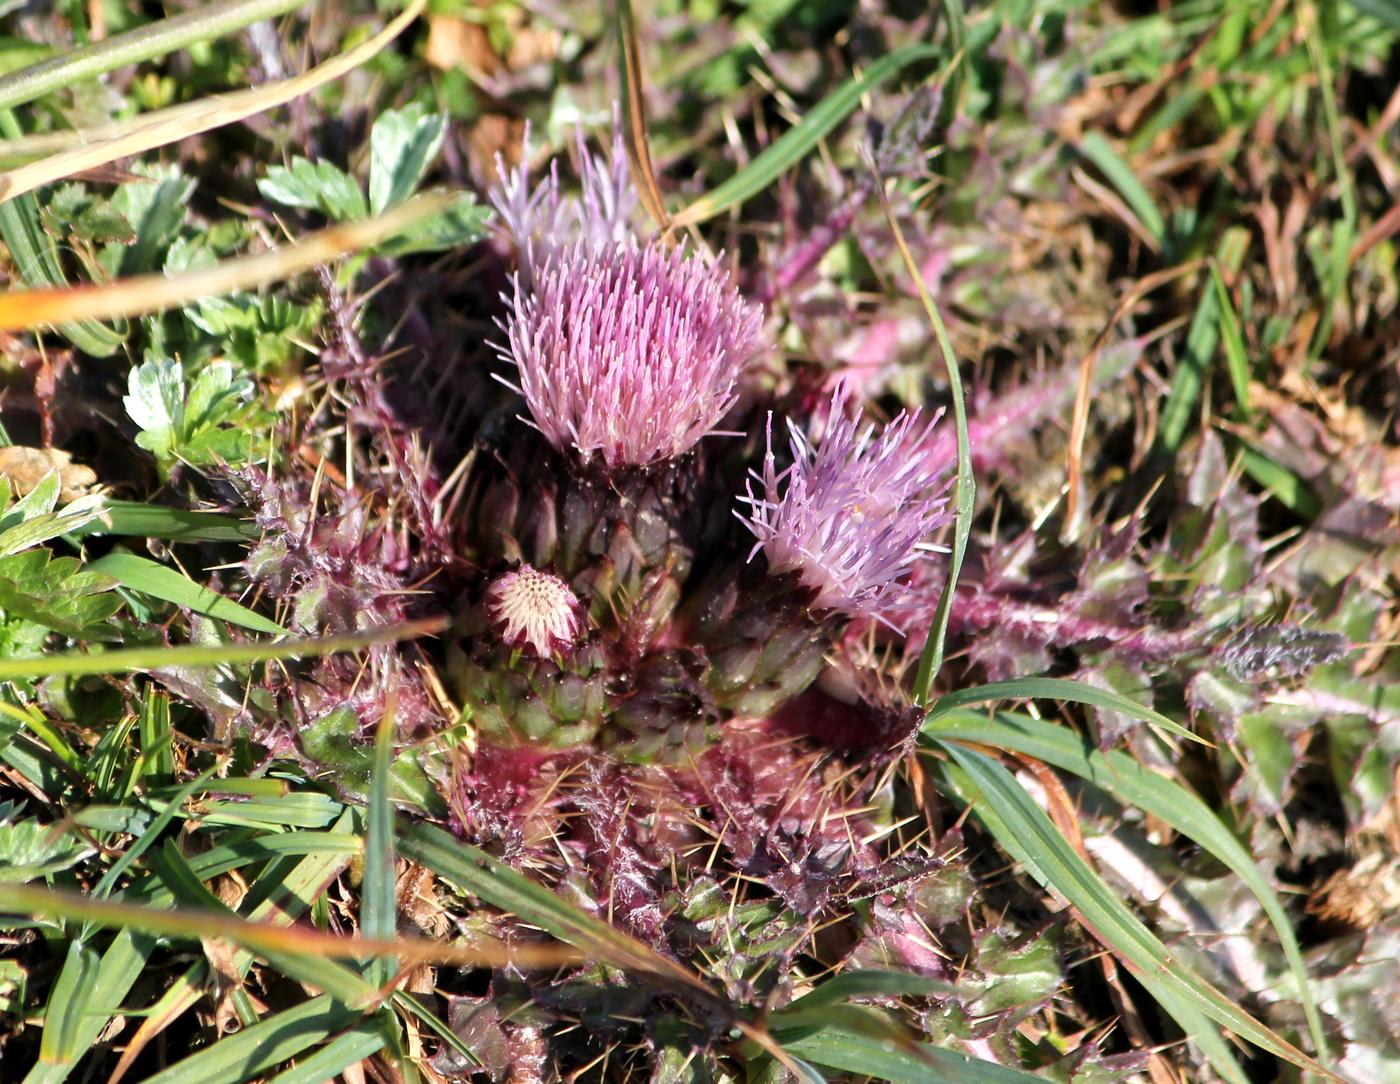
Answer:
[501,239,765,470]
[738,383,954,619]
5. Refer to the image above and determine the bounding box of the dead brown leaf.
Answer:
[0,446,99,503]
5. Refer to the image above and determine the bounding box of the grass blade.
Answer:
[772,1023,1042,1084]
[672,43,943,227]
[362,702,399,990]
[23,930,157,1084]
[1077,131,1166,248]
[615,0,670,230]
[0,884,578,972]
[1158,229,1248,452]
[137,995,364,1084]
[0,0,308,113]
[0,0,426,204]
[1210,262,1251,416]
[398,820,711,998]
[927,676,1206,745]
[876,175,974,705]
[74,501,257,542]
[0,616,444,680]
[0,191,453,332]
[135,686,175,787]
[87,553,284,634]
[1235,442,1322,518]
[261,1023,386,1084]
[0,110,124,356]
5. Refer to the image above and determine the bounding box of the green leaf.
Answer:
[104,166,195,276]
[773,1022,1042,1084]
[259,156,367,220]
[375,190,491,256]
[1348,0,1400,27]
[124,357,186,456]
[0,815,92,881]
[369,104,447,215]
[0,504,101,556]
[0,550,120,636]
[138,995,365,1084]
[673,42,944,226]
[185,361,255,433]
[71,500,257,542]
[928,676,1205,744]
[362,708,399,989]
[1077,131,1166,247]
[300,707,436,808]
[86,553,284,634]
[124,357,263,473]
[0,108,125,357]
[0,469,59,524]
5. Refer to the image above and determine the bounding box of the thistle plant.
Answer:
[6,3,1394,1080]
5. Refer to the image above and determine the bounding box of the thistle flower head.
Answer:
[738,383,953,619]
[502,239,765,470]
[486,565,585,657]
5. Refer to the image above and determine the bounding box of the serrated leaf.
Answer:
[0,492,108,556]
[259,155,367,220]
[104,166,196,276]
[369,105,446,214]
[0,551,120,636]
[124,357,185,437]
[375,190,490,256]
[1,469,59,524]
[0,817,93,881]
[184,361,253,433]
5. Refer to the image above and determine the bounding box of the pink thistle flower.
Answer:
[486,565,585,657]
[737,383,954,619]
[501,239,765,470]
